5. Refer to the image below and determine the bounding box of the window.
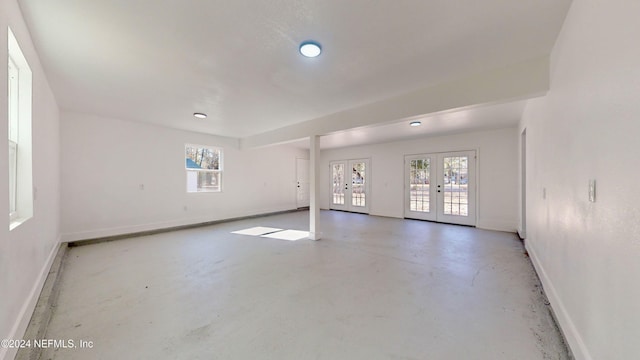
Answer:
[185,144,222,192]
[8,27,33,229]
[8,56,18,218]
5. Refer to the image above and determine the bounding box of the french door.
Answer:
[405,151,476,226]
[330,159,370,214]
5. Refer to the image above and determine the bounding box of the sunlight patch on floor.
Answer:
[261,229,309,241]
[231,226,282,236]
[231,227,309,241]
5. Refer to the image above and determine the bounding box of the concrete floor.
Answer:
[41,210,568,360]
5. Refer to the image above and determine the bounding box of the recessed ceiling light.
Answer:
[299,41,322,58]
[410,121,422,127]
[193,113,207,119]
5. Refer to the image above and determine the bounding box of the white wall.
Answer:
[0,1,61,359]
[520,1,640,359]
[60,112,308,241]
[320,127,519,231]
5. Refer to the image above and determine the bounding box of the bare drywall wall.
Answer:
[0,1,61,359]
[60,112,308,241]
[520,1,640,358]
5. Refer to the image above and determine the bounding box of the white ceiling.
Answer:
[19,0,571,147]
[283,100,526,149]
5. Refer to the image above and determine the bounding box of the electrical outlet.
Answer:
[542,187,546,200]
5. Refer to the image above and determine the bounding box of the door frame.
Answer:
[404,150,477,226]
[520,129,527,239]
[329,158,371,214]
[404,154,437,221]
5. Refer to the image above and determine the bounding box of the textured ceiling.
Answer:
[19,0,571,143]
[318,101,528,149]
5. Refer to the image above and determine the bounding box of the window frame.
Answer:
[185,144,223,193]
[8,54,19,221]
[8,27,34,230]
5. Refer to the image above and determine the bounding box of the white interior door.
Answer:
[330,159,370,214]
[405,151,476,226]
[296,158,310,208]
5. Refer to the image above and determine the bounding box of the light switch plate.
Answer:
[589,179,596,202]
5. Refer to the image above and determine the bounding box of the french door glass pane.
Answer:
[443,156,469,216]
[352,162,366,207]
[409,158,430,212]
[332,164,344,205]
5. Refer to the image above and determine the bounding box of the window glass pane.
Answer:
[352,162,366,207]
[9,141,17,214]
[409,158,430,212]
[443,156,468,216]
[8,54,19,217]
[8,56,19,143]
[187,170,220,192]
[185,145,220,170]
[332,164,344,205]
[185,144,222,193]
[8,27,34,227]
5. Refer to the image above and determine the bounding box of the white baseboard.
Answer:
[526,240,592,360]
[0,238,60,360]
[61,206,298,243]
[476,218,517,232]
[517,228,526,239]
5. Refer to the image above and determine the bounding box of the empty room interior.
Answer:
[1,0,639,359]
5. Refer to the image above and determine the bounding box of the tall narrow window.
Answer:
[8,27,33,229]
[185,144,222,192]
[8,56,18,219]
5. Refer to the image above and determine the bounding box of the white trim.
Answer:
[517,229,526,239]
[0,240,60,360]
[60,206,296,243]
[7,27,34,229]
[476,219,517,233]
[526,240,592,360]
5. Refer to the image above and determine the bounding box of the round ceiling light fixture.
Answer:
[299,41,322,58]
[410,121,422,127]
[193,112,207,119]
